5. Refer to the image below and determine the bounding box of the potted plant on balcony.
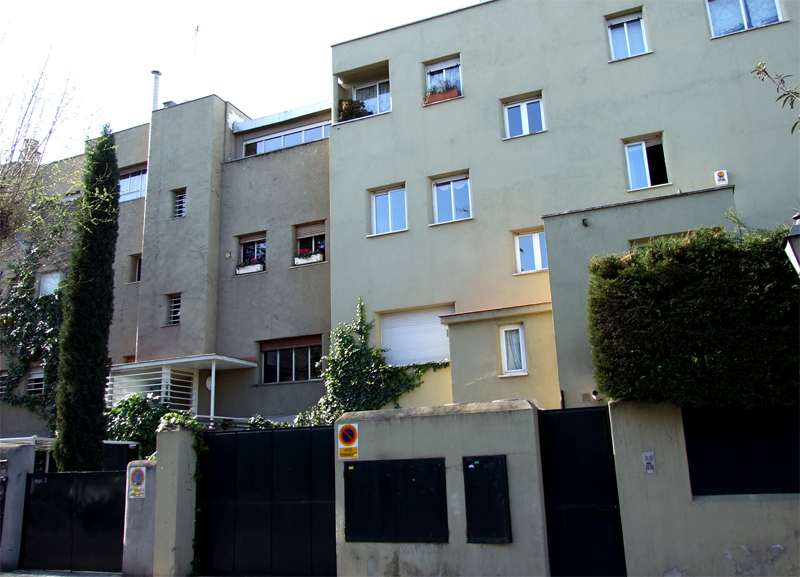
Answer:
[236,257,265,275]
[294,248,324,265]
[424,79,461,104]
[338,99,373,122]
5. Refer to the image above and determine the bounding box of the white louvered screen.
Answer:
[381,304,455,366]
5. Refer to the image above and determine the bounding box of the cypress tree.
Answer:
[54,125,120,471]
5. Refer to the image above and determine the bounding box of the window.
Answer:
[426,57,462,100]
[607,13,648,60]
[625,136,668,190]
[27,369,44,394]
[504,98,544,138]
[500,325,527,375]
[244,122,332,157]
[130,254,142,282]
[706,0,781,37]
[372,188,407,235]
[381,305,455,365]
[239,233,266,268]
[119,168,147,202]
[515,232,548,273]
[173,188,186,218]
[433,175,471,224]
[38,271,61,296]
[261,335,323,383]
[295,221,325,263]
[355,80,391,115]
[167,294,181,325]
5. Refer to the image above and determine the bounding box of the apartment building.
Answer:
[329,0,798,409]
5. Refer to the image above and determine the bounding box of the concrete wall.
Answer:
[0,444,35,571]
[329,0,799,406]
[123,459,157,577]
[335,400,549,576]
[609,401,800,576]
[153,427,196,577]
[115,123,150,170]
[0,404,48,438]
[543,187,736,407]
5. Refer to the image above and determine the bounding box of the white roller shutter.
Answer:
[381,304,455,365]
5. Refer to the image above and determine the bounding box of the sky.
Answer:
[2,0,480,161]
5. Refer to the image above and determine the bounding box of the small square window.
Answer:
[238,233,266,272]
[355,80,391,115]
[295,222,326,264]
[167,294,181,325]
[173,188,186,219]
[38,271,61,297]
[515,232,548,273]
[500,325,526,375]
[432,175,471,224]
[372,188,407,235]
[625,136,668,190]
[706,0,781,37]
[607,13,648,60]
[425,57,462,103]
[504,98,544,138]
[27,369,45,394]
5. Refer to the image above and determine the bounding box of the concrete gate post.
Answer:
[123,459,158,576]
[0,443,35,572]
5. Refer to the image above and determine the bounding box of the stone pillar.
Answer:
[0,443,35,571]
[153,427,196,577]
[123,459,158,576]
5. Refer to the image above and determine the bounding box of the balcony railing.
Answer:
[106,366,198,411]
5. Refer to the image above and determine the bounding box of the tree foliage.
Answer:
[295,298,449,426]
[54,125,120,471]
[106,394,170,457]
[588,226,799,408]
[753,62,800,134]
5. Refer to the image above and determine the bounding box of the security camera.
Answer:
[591,389,604,402]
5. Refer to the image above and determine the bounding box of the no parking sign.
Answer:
[338,424,358,459]
[129,466,146,499]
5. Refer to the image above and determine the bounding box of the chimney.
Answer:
[151,70,162,111]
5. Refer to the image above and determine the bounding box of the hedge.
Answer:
[588,226,799,408]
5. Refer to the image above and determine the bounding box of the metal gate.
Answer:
[19,471,126,572]
[538,406,627,576]
[195,427,336,576]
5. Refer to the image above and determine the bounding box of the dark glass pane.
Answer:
[264,351,278,383]
[298,237,313,251]
[295,348,309,381]
[310,346,322,378]
[646,143,668,185]
[279,350,294,382]
[242,241,256,261]
[244,142,257,157]
[255,240,266,264]
[315,235,325,255]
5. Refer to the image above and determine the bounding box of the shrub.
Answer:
[338,99,372,122]
[106,394,170,457]
[588,226,799,408]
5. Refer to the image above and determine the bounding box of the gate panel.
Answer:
[539,407,627,576]
[20,474,75,570]
[311,501,336,576]
[234,502,272,575]
[197,501,235,575]
[71,472,126,573]
[272,502,311,576]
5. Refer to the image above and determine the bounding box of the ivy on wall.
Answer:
[0,253,62,433]
[588,225,799,408]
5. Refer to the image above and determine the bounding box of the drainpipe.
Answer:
[209,360,217,423]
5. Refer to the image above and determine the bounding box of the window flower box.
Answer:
[294,253,324,266]
[425,88,460,104]
[236,263,264,275]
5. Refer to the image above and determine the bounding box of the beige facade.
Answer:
[329,0,798,409]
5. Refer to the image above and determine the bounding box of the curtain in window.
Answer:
[445,66,461,92]
[453,179,470,219]
[356,85,378,114]
[708,0,747,35]
[745,0,779,27]
[505,329,523,371]
[378,81,391,113]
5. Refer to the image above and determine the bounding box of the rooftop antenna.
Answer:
[151,70,162,112]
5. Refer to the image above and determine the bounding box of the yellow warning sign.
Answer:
[338,423,359,459]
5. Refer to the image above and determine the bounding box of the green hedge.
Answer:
[588,227,799,408]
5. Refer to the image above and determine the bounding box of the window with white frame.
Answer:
[355,80,391,115]
[372,188,407,235]
[27,369,45,394]
[295,222,326,262]
[239,233,266,268]
[625,136,668,190]
[119,168,147,202]
[38,271,61,296]
[381,305,455,365]
[500,325,527,375]
[433,175,471,224]
[131,254,142,283]
[426,57,462,98]
[173,188,186,218]
[515,232,548,273]
[607,13,648,60]
[167,294,181,325]
[504,98,544,138]
[706,0,781,37]
[244,122,332,157]
[261,335,323,383]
